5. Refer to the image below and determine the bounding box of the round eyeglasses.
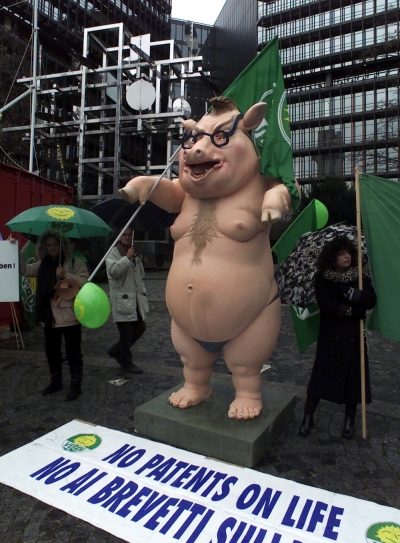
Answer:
[180,114,243,150]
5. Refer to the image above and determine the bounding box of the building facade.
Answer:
[258,0,400,185]
[212,0,259,94]
[188,0,400,187]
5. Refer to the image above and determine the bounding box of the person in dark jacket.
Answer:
[299,235,376,439]
[18,230,88,401]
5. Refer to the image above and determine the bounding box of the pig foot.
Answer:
[169,386,213,409]
[228,397,263,420]
[261,208,282,224]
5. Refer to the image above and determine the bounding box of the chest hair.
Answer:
[189,199,219,265]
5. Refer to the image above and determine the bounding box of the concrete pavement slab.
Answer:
[0,270,399,541]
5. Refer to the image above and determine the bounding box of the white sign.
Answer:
[0,240,19,302]
[0,420,399,543]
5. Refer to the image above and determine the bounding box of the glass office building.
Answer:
[212,0,259,94]
[171,19,218,120]
[258,0,400,185]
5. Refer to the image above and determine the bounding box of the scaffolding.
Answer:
[1,20,206,204]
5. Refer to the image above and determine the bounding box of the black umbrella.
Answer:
[275,223,368,307]
[90,198,177,233]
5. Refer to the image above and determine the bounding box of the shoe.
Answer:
[121,363,143,375]
[42,381,63,396]
[299,414,314,437]
[342,416,355,439]
[65,381,82,402]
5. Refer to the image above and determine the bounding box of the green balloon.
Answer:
[74,282,110,329]
[315,199,329,229]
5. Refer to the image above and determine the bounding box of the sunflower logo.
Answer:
[62,433,101,453]
[253,85,291,153]
[366,522,400,542]
[46,207,75,220]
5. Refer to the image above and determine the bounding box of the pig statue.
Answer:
[119,96,299,420]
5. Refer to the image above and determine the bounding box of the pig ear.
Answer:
[242,103,267,132]
[182,119,196,132]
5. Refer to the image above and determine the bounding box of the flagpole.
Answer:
[88,145,181,283]
[355,166,367,440]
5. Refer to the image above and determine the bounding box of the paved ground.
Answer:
[0,269,399,542]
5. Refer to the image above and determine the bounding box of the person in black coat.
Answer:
[299,235,376,439]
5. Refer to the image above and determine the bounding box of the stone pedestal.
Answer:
[134,378,295,467]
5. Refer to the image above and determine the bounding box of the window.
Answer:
[376,0,386,12]
[376,119,387,140]
[332,95,341,116]
[388,87,398,106]
[343,123,351,144]
[365,91,374,111]
[365,119,375,140]
[365,28,374,46]
[343,33,352,50]
[342,95,351,114]
[354,121,363,142]
[354,93,363,112]
[353,3,362,17]
[364,0,374,16]
[343,152,352,174]
[387,116,399,139]
[376,88,386,108]
[375,26,385,44]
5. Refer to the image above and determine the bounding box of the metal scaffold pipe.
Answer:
[29,0,39,173]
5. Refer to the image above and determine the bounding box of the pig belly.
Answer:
[166,256,275,342]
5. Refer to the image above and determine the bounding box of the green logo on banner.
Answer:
[62,433,102,453]
[366,522,400,542]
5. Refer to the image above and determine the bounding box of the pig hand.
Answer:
[261,183,292,224]
[118,176,156,205]
[261,208,283,224]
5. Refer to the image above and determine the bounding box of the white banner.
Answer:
[0,240,19,302]
[0,420,398,543]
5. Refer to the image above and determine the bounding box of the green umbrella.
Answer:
[6,205,113,239]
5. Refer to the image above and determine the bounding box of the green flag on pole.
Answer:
[273,199,328,353]
[19,241,36,331]
[223,36,299,212]
[360,173,400,342]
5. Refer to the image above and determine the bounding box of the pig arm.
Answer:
[261,178,300,224]
[118,176,186,213]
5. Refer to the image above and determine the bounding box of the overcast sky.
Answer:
[171,0,226,25]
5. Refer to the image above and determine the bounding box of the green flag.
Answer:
[19,241,36,331]
[360,173,400,341]
[223,36,299,212]
[290,304,320,355]
[273,199,328,353]
[272,199,328,265]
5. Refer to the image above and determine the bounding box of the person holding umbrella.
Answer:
[17,229,89,401]
[106,225,148,374]
[298,235,376,439]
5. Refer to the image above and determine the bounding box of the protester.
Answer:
[299,235,376,439]
[18,229,88,401]
[106,225,148,374]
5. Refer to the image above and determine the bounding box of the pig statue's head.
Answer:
[179,97,266,199]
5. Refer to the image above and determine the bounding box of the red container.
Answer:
[0,161,73,329]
